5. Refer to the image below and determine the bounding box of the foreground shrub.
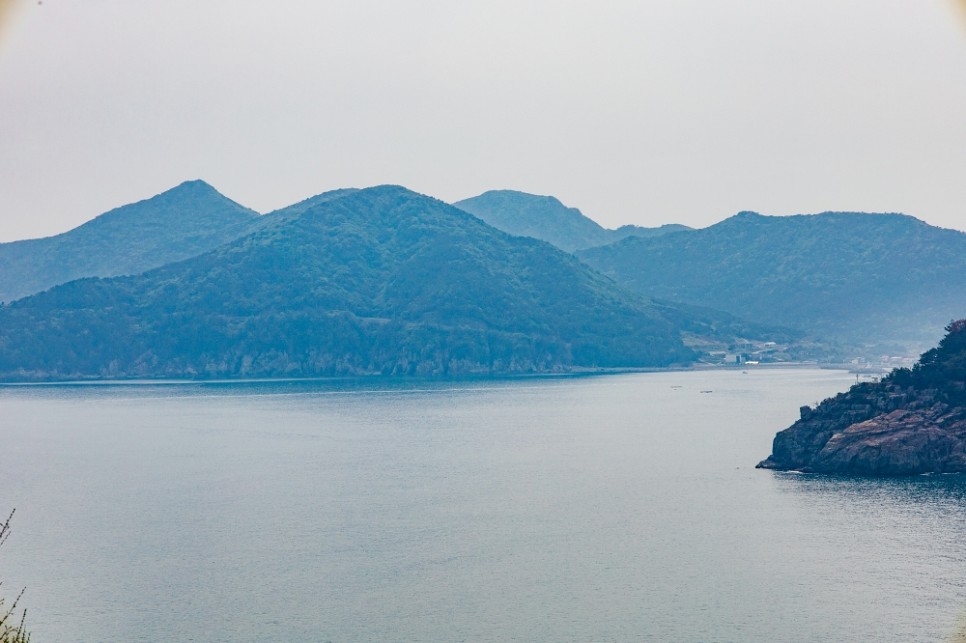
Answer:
[0,510,29,643]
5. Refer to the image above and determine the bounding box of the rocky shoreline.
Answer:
[757,320,966,475]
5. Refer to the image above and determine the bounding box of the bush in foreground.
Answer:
[0,510,29,643]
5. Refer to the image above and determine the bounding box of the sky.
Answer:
[0,0,965,241]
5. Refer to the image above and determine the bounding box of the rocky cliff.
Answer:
[757,320,966,475]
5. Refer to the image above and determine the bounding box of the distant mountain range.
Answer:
[0,186,705,380]
[453,190,689,252]
[0,180,259,303]
[578,211,966,353]
[3,181,959,380]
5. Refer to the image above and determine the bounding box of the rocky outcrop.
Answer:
[758,319,966,475]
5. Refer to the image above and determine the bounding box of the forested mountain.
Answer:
[579,211,966,352]
[264,188,361,219]
[0,180,259,303]
[0,186,700,380]
[453,190,689,252]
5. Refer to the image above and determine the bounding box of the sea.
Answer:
[3,367,966,642]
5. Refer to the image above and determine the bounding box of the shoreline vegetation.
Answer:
[0,511,29,643]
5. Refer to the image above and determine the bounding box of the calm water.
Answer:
[3,369,966,642]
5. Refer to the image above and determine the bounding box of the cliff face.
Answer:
[757,320,966,475]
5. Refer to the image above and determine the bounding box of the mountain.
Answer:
[453,190,689,252]
[578,211,966,352]
[0,186,699,380]
[757,320,966,475]
[263,188,361,219]
[0,180,260,303]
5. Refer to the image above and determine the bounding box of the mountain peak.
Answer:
[153,179,230,204]
[354,184,428,201]
[477,189,564,205]
[453,190,603,252]
[578,208,966,351]
[0,180,260,303]
[0,185,696,379]
[265,185,443,224]
[174,178,215,191]
[454,190,693,252]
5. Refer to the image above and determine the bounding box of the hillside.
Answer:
[0,186,698,380]
[579,211,966,352]
[757,320,966,475]
[264,188,361,219]
[453,190,689,252]
[0,180,260,303]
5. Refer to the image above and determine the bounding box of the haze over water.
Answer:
[3,369,966,642]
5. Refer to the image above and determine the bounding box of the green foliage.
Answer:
[0,511,29,643]
[579,211,966,349]
[890,319,966,405]
[0,180,259,304]
[0,186,697,380]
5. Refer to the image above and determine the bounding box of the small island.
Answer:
[757,319,966,475]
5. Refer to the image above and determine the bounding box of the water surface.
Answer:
[3,369,966,642]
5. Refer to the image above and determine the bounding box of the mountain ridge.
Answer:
[0,185,698,380]
[0,180,260,303]
[453,189,689,252]
[578,209,966,352]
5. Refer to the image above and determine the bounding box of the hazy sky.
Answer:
[1,0,965,241]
